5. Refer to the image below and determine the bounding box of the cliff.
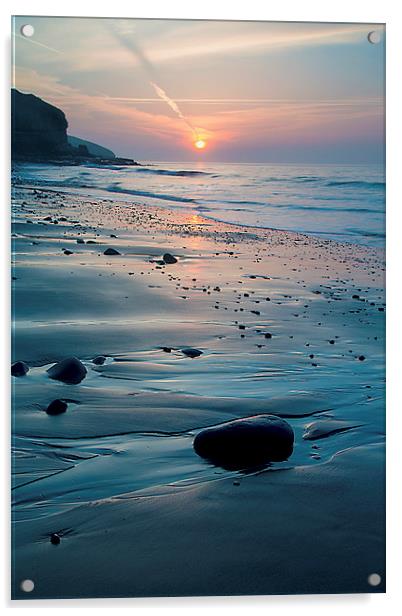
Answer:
[11,89,70,158]
[11,89,137,165]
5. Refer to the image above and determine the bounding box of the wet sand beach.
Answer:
[11,185,385,598]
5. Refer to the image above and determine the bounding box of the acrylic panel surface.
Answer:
[11,16,385,599]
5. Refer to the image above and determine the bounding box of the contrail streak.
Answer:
[108,23,199,140]
[150,81,198,137]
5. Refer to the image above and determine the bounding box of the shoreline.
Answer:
[12,182,386,256]
[11,156,385,250]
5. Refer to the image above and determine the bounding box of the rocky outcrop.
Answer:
[12,89,70,158]
[11,89,139,165]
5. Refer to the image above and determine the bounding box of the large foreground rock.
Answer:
[193,414,294,468]
[47,357,87,384]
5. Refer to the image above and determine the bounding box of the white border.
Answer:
[2,0,401,613]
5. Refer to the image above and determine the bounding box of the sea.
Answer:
[12,161,385,248]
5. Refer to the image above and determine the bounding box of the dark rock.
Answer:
[104,248,121,256]
[63,249,73,255]
[11,89,123,164]
[12,89,69,159]
[76,238,85,244]
[264,332,272,339]
[93,355,106,365]
[47,357,87,384]
[11,361,29,377]
[194,415,294,469]
[50,533,61,545]
[163,253,178,264]
[162,347,172,353]
[358,355,366,361]
[182,348,203,358]
[46,399,68,415]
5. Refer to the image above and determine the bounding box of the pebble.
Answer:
[163,253,178,264]
[47,357,87,384]
[93,355,106,365]
[50,533,61,545]
[11,361,29,377]
[182,348,203,358]
[45,399,68,415]
[103,248,121,256]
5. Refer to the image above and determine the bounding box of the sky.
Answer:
[12,17,385,163]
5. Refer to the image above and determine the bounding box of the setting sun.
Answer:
[194,139,206,149]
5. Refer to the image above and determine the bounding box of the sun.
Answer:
[194,139,206,150]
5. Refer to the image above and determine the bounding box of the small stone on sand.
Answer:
[11,361,29,377]
[50,533,61,545]
[47,357,87,384]
[104,248,121,256]
[163,253,178,264]
[182,348,203,358]
[46,399,68,415]
[93,355,106,365]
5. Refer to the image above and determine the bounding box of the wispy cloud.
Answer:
[14,32,63,55]
[22,19,382,73]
